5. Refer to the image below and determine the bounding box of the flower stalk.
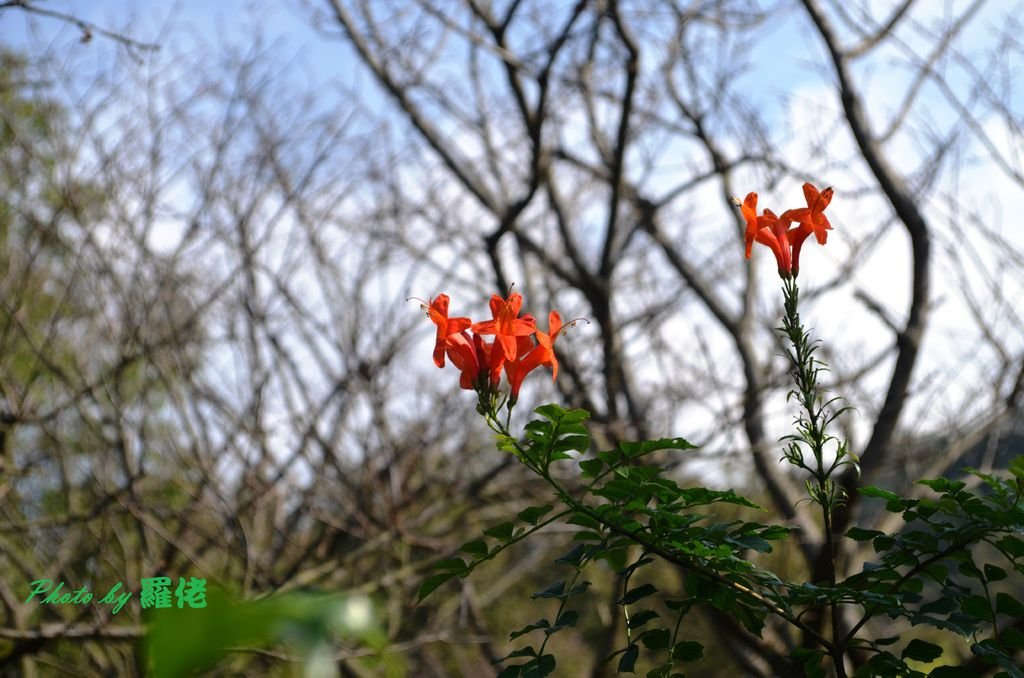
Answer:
[778,276,858,678]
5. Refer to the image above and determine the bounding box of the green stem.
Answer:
[782,277,847,677]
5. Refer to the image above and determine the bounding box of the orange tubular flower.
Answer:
[447,332,500,391]
[741,184,834,278]
[424,294,471,368]
[471,293,537,362]
[782,183,833,246]
[506,311,562,403]
[742,193,793,277]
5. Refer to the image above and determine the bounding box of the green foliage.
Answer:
[145,589,396,677]
[421,394,1024,675]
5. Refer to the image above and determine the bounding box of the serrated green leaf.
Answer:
[901,638,943,662]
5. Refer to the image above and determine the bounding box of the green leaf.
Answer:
[846,527,884,542]
[1003,627,1024,651]
[996,592,1024,617]
[534,654,557,677]
[562,408,591,423]
[434,557,468,573]
[532,581,566,600]
[671,640,704,661]
[618,644,640,673]
[920,597,958,615]
[460,540,489,558]
[569,581,592,595]
[552,434,590,454]
[556,543,588,567]
[627,609,660,629]
[997,535,1024,558]
[619,437,695,460]
[518,505,554,525]
[417,573,455,602]
[901,638,943,663]
[510,620,550,640]
[859,486,902,501]
[567,512,602,530]
[984,564,1008,582]
[961,594,991,619]
[534,404,567,421]
[639,628,670,650]
[484,522,516,542]
[553,610,579,630]
[917,477,964,493]
[504,646,538,659]
[1009,455,1024,481]
[620,583,658,605]
[579,458,604,478]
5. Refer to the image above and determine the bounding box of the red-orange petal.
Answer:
[741,193,759,259]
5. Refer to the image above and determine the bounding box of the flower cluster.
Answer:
[739,182,834,278]
[417,292,569,410]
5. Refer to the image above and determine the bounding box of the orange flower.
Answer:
[425,294,471,368]
[781,183,833,245]
[471,293,537,362]
[740,184,834,278]
[742,193,793,277]
[506,311,562,403]
[447,332,500,391]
